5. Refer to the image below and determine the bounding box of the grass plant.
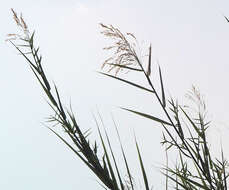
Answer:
[7,9,229,190]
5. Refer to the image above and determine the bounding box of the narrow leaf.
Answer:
[112,115,135,190]
[98,111,125,190]
[135,139,149,190]
[96,118,119,190]
[122,107,172,126]
[29,31,35,48]
[54,85,66,120]
[106,63,142,72]
[224,15,229,23]
[47,127,94,171]
[146,44,151,77]
[104,128,125,190]
[159,66,166,108]
[9,40,38,72]
[98,72,155,93]
[180,107,202,137]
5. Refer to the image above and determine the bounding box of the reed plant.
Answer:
[7,9,229,190]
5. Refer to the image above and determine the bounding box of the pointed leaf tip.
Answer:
[99,72,155,93]
[122,107,172,126]
[159,66,166,108]
[135,139,150,190]
[146,44,152,77]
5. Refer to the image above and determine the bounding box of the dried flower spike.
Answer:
[100,23,141,75]
[7,9,29,41]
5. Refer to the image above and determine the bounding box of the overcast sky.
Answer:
[1,0,229,189]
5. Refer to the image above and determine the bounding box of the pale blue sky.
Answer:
[1,0,229,189]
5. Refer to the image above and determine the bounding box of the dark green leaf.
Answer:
[98,72,155,93]
[122,107,172,126]
[135,139,150,190]
[159,66,166,108]
[146,44,151,77]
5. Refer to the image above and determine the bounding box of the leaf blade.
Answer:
[159,66,166,108]
[121,107,172,126]
[98,72,155,93]
[135,138,150,190]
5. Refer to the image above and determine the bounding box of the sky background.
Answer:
[1,0,229,189]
